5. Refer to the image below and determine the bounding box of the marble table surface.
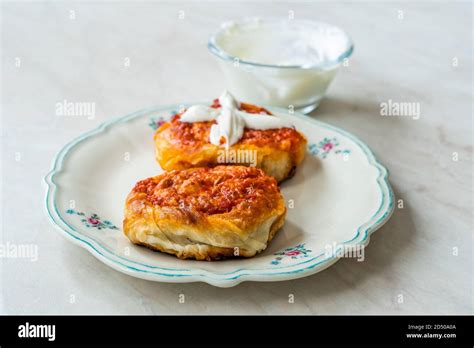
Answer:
[1,1,472,314]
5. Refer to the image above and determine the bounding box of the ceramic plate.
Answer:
[44,104,394,287]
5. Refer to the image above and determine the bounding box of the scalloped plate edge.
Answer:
[43,104,395,287]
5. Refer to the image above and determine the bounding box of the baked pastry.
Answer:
[123,166,286,261]
[154,96,307,183]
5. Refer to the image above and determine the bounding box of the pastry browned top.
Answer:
[131,166,281,216]
[156,99,306,154]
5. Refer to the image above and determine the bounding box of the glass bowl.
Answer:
[208,18,354,114]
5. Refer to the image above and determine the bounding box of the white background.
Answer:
[1,1,472,314]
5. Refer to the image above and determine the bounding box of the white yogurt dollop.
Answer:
[180,105,219,122]
[180,90,293,148]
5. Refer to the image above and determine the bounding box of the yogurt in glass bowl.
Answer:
[208,18,354,114]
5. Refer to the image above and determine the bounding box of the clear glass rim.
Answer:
[208,18,354,70]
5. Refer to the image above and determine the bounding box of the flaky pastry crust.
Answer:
[154,100,307,182]
[123,166,286,261]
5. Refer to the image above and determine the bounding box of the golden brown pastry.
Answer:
[154,99,307,182]
[123,166,286,261]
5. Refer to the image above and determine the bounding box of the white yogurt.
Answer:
[209,18,353,112]
[181,90,293,148]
